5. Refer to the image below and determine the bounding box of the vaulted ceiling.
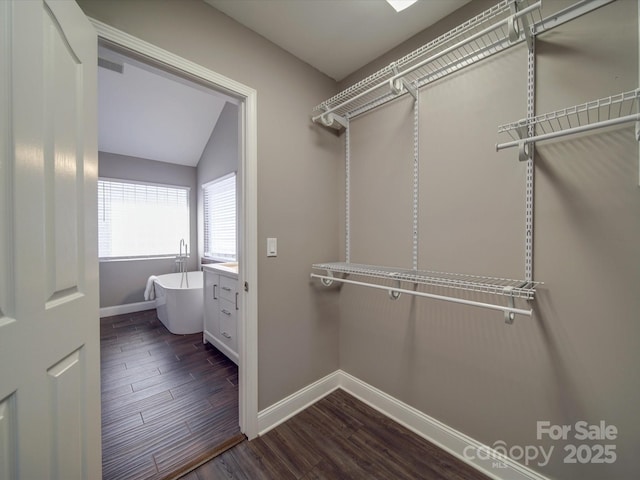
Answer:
[98,1,470,166]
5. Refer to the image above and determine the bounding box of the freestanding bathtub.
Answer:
[154,271,203,334]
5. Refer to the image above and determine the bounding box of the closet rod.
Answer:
[312,1,541,124]
[496,113,640,151]
[310,273,533,318]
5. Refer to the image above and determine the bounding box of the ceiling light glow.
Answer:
[385,0,419,13]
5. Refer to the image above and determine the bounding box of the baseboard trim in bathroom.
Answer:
[99,300,155,318]
[162,432,246,480]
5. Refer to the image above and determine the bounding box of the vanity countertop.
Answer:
[203,262,238,277]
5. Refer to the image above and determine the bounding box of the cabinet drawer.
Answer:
[219,275,237,303]
[203,271,220,337]
[219,299,237,352]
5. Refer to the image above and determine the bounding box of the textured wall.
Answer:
[85,1,639,478]
[337,1,639,479]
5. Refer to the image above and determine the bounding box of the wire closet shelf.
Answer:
[311,263,541,321]
[312,0,543,128]
[496,89,640,152]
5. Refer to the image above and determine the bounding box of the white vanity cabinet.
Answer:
[203,264,239,365]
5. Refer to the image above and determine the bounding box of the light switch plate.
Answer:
[267,237,277,257]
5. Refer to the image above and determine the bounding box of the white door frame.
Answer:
[89,19,259,439]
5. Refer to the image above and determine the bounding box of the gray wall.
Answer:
[336,1,639,480]
[197,102,239,262]
[98,151,198,307]
[79,0,342,409]
[85,1,640,479]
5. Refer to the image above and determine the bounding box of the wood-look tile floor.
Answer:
[101,309,241,480]
[185,388,490,480]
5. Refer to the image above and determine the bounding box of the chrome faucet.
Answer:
[177,239,189,288]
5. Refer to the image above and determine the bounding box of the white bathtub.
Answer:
[154,271,203,334]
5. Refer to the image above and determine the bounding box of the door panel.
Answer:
[47,348,85,480]
[0,1,100,478]
[44,2,83,306]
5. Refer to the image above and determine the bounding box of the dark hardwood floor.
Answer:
[185,389,490,480]
[102,310,488,479]
[100,309,242,480]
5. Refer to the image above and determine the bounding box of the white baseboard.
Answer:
[99,300,156,318]
[257,370,341,435]
[339,370,550,480]
[257,369,550,480]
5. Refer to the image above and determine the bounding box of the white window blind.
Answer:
[98,179,190,259]
[203,173,236,261]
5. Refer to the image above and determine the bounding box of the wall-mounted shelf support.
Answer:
[311,263,540,321]
[509,0,533,49]
[390,78,417,100]
[523,33,535,281]
[514,125,533,162]
[388,277,403,300]
[320,112,348,130]
[320,270,335,287]
[503,286,517,324]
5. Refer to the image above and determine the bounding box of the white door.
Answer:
[0,1,100,479]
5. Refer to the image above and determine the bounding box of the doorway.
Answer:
[92,17,259,475]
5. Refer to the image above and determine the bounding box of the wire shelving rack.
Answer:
[496,89,640,152]
[312,0,543,128]
[311,263,541,321]
[313,262,539,299]
[308,0,551,321]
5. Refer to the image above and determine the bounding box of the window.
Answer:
[203,173,236,261]
[98,179,190,259]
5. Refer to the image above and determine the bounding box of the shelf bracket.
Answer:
[389,78,418,100]
[320,270,334,287]
[389,78,417,100]
[509,1,533,50]
[388,289,401,300]
[507,3,520,43]
[388,276,402,300]
[320,112,348,129]
[503,286,516,324]
[388,59,415,100]
[518,141,532,162]
[515,124,532,162]
[403,80,417,100]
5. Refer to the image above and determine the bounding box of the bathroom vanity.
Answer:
[203,263,239,364]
